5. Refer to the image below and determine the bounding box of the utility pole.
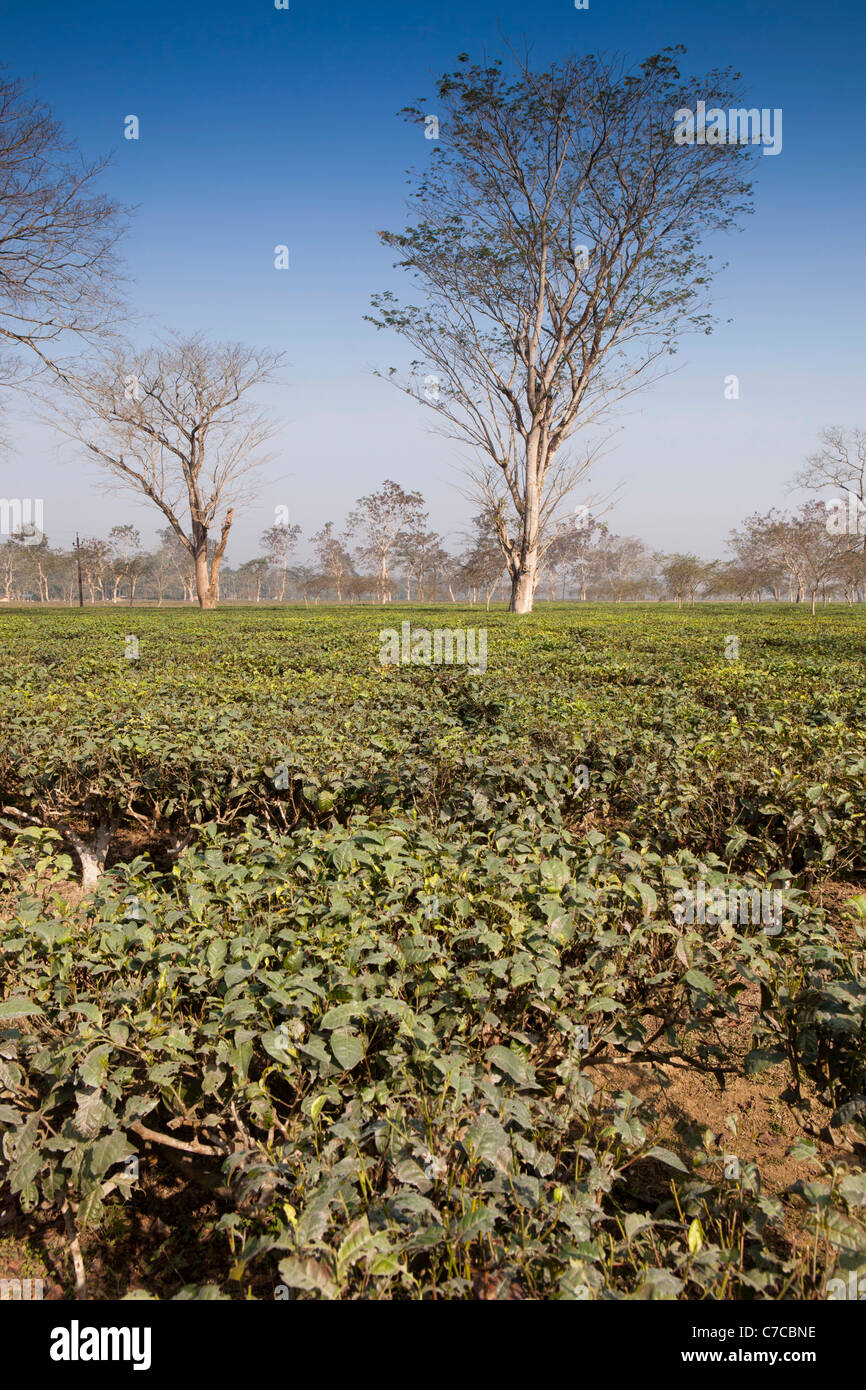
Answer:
[75,533,84,608]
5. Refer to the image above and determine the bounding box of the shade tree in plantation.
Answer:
[291,565,332,607]
[370,48,756,612]
[750,503,839,606]
[540,527,588,602]
[655,552,715,608]
[420,535,453,602]
[78,536,112,604]
[236,556,271,602]
[395,514,449,600]
[58,333,283,608]
[564,512,606,602]
[780,502,851,615]
[714,559,764,604]
[834,546,866,605]
[21,535,53,603]
[726,513,787,601]
[107,524,143,602]
[261,519,302,601]
[596,533,655,602]
[458,514,508,607]
[0,535,24,601]
[155,525,196,603]
[343,574,380,604]
[311,521,355,602]
[346,479,425,603]
[794,427,866,548]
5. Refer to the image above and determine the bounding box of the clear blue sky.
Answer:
[3,0,864,561]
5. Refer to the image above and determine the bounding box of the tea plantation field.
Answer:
[1,603,865,1300]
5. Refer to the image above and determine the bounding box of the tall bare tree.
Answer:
[60,334,283,608]
[0,71,128,392]
[370,49,755,611]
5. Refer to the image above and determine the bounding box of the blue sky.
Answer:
[2,0,864,561]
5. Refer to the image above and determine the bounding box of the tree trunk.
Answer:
[195,549,216,609]
[193,511,232,609]
[510,555,538,613]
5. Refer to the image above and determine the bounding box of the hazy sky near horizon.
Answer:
[2,0,864,563]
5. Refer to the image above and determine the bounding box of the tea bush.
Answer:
[1,603,865,1298]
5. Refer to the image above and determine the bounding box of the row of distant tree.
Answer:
[3,475,865,610]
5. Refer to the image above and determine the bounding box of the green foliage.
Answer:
[1,603,864,1298]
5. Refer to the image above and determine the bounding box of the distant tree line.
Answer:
[3,470,865,610]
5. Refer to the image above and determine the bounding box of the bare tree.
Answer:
[311,521,354,601]
[261,520,301,601]
[346,479,425,603]
[727,513,786,600]
[835,545,866,605]
[78,535,111,603]
[794,427,866,551]
[291,565,329,607]
[745,505,849,612]
[155,524,195,602]
[395,513,446,600]
[59,334,283,608]
[540,529,573,601]
[564,512,605,601]
[28,535,52,603]
[597,533,654,602]
[237,556,270,602]
[108,523,141,602]
[370,49,755,612]
[0,535,23,601]
[0,71,128,393]
[783,503,848,615]
[459,513,507,607]
[715,559,763,603]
